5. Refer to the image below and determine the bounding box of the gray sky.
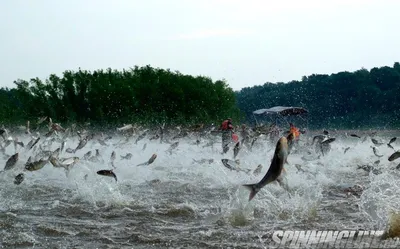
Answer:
[1,0,399,91]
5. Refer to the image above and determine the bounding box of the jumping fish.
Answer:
[97,170,117,182]
[243,137,289,201]
[137,154,157,166]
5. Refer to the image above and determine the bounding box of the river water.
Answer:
[0,130,399,248]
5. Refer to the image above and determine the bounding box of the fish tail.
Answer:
[243,184,259,201]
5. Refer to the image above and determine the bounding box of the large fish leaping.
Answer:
[243,137,289,201]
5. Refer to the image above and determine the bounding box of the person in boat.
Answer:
[269,123,280,142]
[240,124,250,145]
[219,118,234,153]
[283,123,301,152]
[289,123,300,140]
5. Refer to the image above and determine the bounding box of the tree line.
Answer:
[0,65,240,129]
[236,62,400,129]
[1,63,399,130]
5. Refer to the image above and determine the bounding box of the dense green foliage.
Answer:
[1,63,399,129]
[236,62,400,129]
[0,66,240,128]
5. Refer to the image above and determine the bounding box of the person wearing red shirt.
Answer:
[219,118,233,153]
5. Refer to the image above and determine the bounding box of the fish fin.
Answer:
[277,177,290,193]
[243,184,259,201]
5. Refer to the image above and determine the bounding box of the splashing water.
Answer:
[0,130,399,248]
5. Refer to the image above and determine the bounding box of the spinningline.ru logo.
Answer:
[268,230,399,248]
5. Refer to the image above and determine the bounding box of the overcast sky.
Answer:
[1,0,399,91]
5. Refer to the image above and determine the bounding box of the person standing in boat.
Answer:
[219,118,234,153]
